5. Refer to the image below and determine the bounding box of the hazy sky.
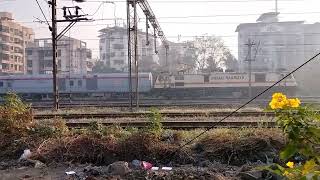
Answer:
[1,0,320,58]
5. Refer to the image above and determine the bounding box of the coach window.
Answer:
[69,80,74,86]
[0,82,3,87]
[78,80,82,87]
[175,82,184,87]
[175,75,184,80]
[204,75,209,83]
[255,74,266,82]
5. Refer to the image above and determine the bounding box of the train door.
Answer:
[86,75,98,90]
[58,78,66,91]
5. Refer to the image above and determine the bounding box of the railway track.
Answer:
[22,96,320,109]
[64,121,276,129]
[34,111,276,120]
[34,111,277,129]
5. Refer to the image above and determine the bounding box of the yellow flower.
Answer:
[283,170,295,178]
[287,98,301,108]
[286,161,294,168]
[283,171,290,176]
[269,93,288,109]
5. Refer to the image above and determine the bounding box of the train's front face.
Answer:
[154,74,173,89]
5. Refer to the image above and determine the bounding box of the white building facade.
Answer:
[99,26,159,72]
[236,12,305,72]
[0,12,34,74]
[26,37,93,75]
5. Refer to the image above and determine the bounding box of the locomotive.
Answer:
[0,71,297,100]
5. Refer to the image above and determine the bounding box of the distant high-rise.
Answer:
[0,12,34,74]
[236,12,320,95]
[26,37,93,75]
[236,12,305,72]
[98,25,159,72]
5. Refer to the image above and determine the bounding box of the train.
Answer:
[0,71,297,100]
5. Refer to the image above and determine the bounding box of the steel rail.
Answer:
[33,111,276,119]
[64,121,276,129]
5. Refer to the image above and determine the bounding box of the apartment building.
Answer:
[0,12,34,74]
[99,25,159,72]
[236,12,306,72]
[26,36,93,75]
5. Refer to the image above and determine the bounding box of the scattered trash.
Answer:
[65,171,76,175]
[162,167,173,171]
[106,161,131,176]
[131,160,141,169]
[19,149,32,160]
[34,160,46,169]
[151,167,159,171]
[141,161,153,170]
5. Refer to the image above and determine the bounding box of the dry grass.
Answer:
[195,128,284,166]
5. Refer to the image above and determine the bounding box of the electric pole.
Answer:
[48,0,89,110]
[133,0,139,109]
[50,0,59,110]
[127,0,169,110]
[245,39,255,99]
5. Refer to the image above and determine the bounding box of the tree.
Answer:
[158,41,196,73]
[91,61,122,73]
[222,51,239,71]
[193,35,236,72]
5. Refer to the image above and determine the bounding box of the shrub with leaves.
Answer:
[0,92,33,136]
[265,93,320,179]
[146,108,163,136]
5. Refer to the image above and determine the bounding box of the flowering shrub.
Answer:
[266,93,320,179]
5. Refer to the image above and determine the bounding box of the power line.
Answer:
[149,12,320,19]
[35,0,50,27]
[62,0,302,3]
[165,50,320,163]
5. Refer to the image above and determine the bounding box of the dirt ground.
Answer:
[0,165,67,180]
[0,163,242,180]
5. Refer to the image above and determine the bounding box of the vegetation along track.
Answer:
[34,111,277,129]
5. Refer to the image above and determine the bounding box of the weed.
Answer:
[146,108,163,136]
[0,92,33,136]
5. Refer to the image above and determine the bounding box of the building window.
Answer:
[57,50,61,57]
[78,80,82,87]
[7,82,12,88]
[27,60,32,67]
[27,50,33,55]
[113,44,124,49]
[44,50,52,57]
[70,80,74,86]
[114,60,123,65]
[0,82,3,87]
[121,52,125,56]
[110,52,116,57]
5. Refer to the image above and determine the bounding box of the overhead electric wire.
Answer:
[62,0,302,3]
[35,0,50,27]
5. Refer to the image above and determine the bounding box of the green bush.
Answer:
[0,92,33,136]
[265,93,320,179]
[146,108,163,136]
